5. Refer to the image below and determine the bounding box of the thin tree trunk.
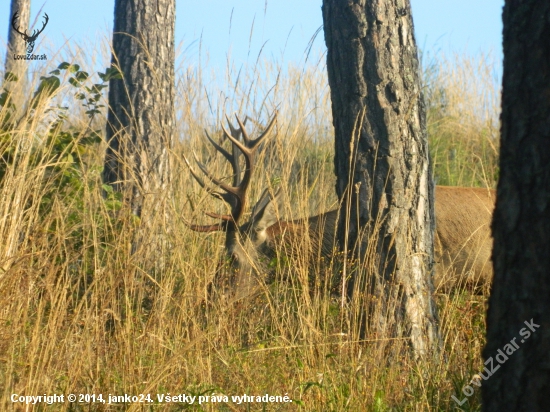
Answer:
[482,1,550,410]
[103,0,175,220]
[4,0,31,115]
[322,0,439,358]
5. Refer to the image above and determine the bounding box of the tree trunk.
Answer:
[322,0,439,358]
[4,0,31,115]
[103,0,175,219]
[482,1,550,410]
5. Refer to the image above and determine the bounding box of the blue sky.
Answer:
[1,0,504,77]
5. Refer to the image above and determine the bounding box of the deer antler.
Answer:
[184,114,277,232]
[12,12,49,42]
[11,12,27,39]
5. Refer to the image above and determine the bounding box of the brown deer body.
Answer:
[185,115,495,299]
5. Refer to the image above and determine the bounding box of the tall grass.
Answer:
[423,51,500,188]
[0,44,498,411]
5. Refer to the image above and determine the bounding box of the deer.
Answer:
[11,11,49,55]
[184,114,495,300]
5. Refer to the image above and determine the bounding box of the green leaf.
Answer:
[130,214,141,226]
[74,71,89,81]
[99,67,122,82]
[105,199,122,211]
[90,85,106,94]
[102,184,114,194]
[75,93,86,100]
[58,62,71,70]
[49,69,61,76]
[4,72,18,82]
[40,76,61,92]
[32,76,61,106]
[68,77,81,88]
[0,91,11,107]
[88,131,102,143]
[301,381,323,392]
[68,64,80,73]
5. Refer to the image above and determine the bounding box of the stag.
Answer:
[12,12,49,54]
[185,114,495,299]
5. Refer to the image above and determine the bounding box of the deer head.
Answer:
[184,114,280,298]
[12,12,49,54]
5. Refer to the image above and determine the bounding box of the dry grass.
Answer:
[423,51,500,188]
[0,45,498,411]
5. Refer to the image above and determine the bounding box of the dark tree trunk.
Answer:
[322,0,439,357]
[4,0,31,115]
[482,1,550,410]
[104,0,175,219]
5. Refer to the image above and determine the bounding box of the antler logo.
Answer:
[12,11,49,55]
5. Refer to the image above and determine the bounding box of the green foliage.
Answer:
[0,63,125,263]
[0,73,18,124]
[102,183,123,212]
[31,75,60,108]
[1,62,105,186]
[4,71,19,82]
[98,66,123,82]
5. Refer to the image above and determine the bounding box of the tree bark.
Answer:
[104,0,175,219]
[482,1,550,410]
[4,0,31,114]
[322,0,439,358]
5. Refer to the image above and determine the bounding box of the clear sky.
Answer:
[1,0,504,78]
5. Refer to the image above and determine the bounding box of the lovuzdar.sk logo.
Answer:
[11,11,49,60]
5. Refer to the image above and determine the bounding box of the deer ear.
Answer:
[250,189,283,232]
